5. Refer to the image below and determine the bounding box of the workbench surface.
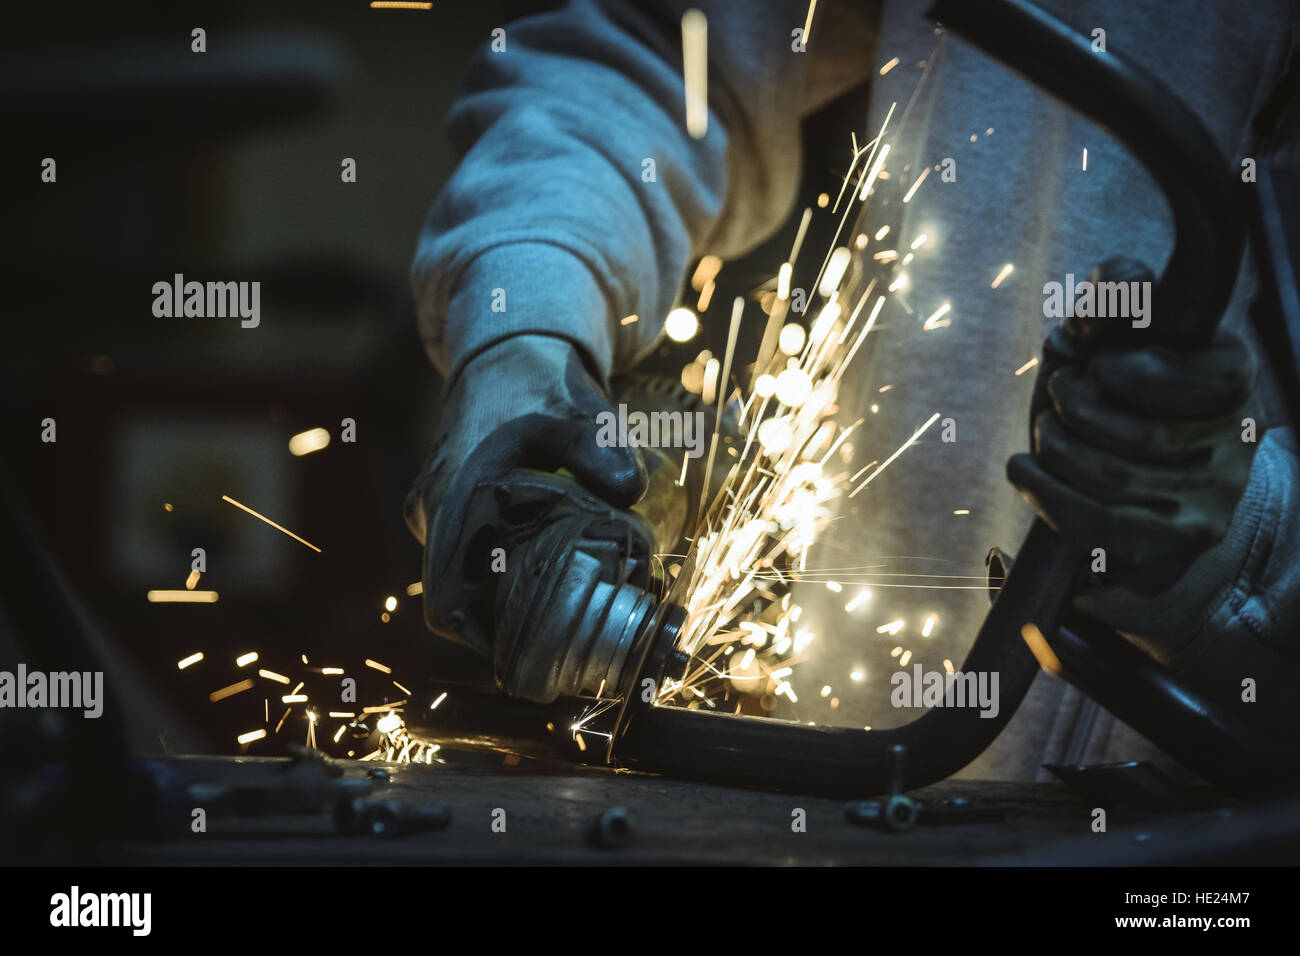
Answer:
[116,751,1288,865]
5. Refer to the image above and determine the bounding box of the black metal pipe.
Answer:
[929,0,1246,342]
[612,522,1065,797]
[1050,612,1299,794]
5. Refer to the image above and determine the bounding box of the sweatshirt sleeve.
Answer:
[411,0,877,384]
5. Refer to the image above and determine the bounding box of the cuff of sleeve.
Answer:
[438,242,615,386]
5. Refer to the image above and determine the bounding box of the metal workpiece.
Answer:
[990,531,1300,793]
[1048,613,1300,795]
[398,542,1043,798]
[615,591,1044,798]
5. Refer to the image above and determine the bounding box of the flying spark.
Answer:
[682,10,708,138]
[221,495,321,552]
[148,590,218,603]
[288,427,330,457]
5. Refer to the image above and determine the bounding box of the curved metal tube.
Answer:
[615,522,1061,796]
[1049,612,1299,794]
[930,0,1246,342]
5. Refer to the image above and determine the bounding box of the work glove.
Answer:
[404,333,647,653]
[1006,257,1261,627]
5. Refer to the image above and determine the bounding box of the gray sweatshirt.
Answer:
[413,0,1300,779]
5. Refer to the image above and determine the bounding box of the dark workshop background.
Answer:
[1,0,864,755]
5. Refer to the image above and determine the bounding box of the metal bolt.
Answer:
[843,744,917,832]
[883,743,918,831]
[588,806,635,848]
[882,794,919,831]
[888,744,906,795]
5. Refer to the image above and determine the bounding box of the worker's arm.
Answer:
[411,0,878,384]
[406,0,877,652]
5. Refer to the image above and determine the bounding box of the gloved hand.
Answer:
[1007,258,1261,620]
[404,333,647,652]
